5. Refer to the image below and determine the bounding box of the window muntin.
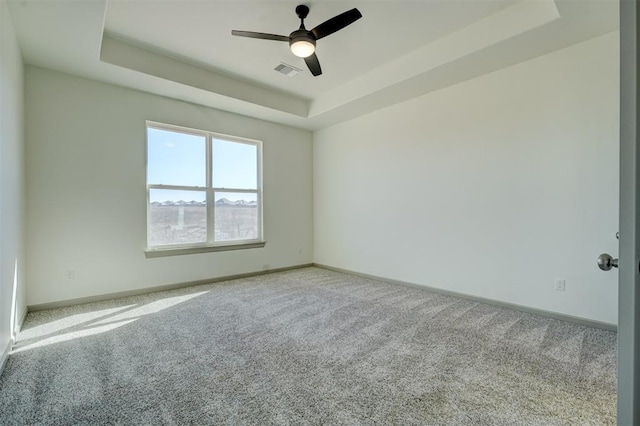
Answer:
[146,122,263,251]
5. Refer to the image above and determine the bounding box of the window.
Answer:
[146,121,263,255]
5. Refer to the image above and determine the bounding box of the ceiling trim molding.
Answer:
[100,34,309,118]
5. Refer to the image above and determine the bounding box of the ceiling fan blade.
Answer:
[310,8,362,40]
[231,30,289,42]
[304,53,322,76]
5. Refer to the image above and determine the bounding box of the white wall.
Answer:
[25,67,313,306]
[0,1,26,359]
[314,32,620,325]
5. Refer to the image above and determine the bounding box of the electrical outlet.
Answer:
[65,270,75,280]
[555,279,566,292]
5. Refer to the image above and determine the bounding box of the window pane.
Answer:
[214,192,258,242]
[148,128,206,187]
[149,189,206,247]
[213,139,257,189]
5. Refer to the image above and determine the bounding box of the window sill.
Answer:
[145,241,266,258]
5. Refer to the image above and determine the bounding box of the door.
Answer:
[618,0,640,423]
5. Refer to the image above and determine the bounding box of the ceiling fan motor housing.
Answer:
[290,4,315,57]
[289,29,316,49]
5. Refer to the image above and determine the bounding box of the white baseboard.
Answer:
[314,263,617,332]
[0,339,11,377]
[0,306,27,377]
[16,306,27,332]
[28,263,314,312]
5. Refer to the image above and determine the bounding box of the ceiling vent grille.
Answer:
[274,63,301,77]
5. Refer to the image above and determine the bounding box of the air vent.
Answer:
[274,63,301,77]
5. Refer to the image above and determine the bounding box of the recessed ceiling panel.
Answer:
[104,0,519,98]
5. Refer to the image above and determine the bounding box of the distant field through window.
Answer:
[146,122,263,253]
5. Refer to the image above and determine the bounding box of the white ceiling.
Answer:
[7,0,619,130]
[104,0,519,99]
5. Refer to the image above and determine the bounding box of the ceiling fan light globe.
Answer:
[290,40,315,58]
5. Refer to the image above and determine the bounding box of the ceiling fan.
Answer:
[231,5,363,77]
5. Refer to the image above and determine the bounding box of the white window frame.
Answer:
[145,121,264,257]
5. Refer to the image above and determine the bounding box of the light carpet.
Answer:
[0,267,617,425]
